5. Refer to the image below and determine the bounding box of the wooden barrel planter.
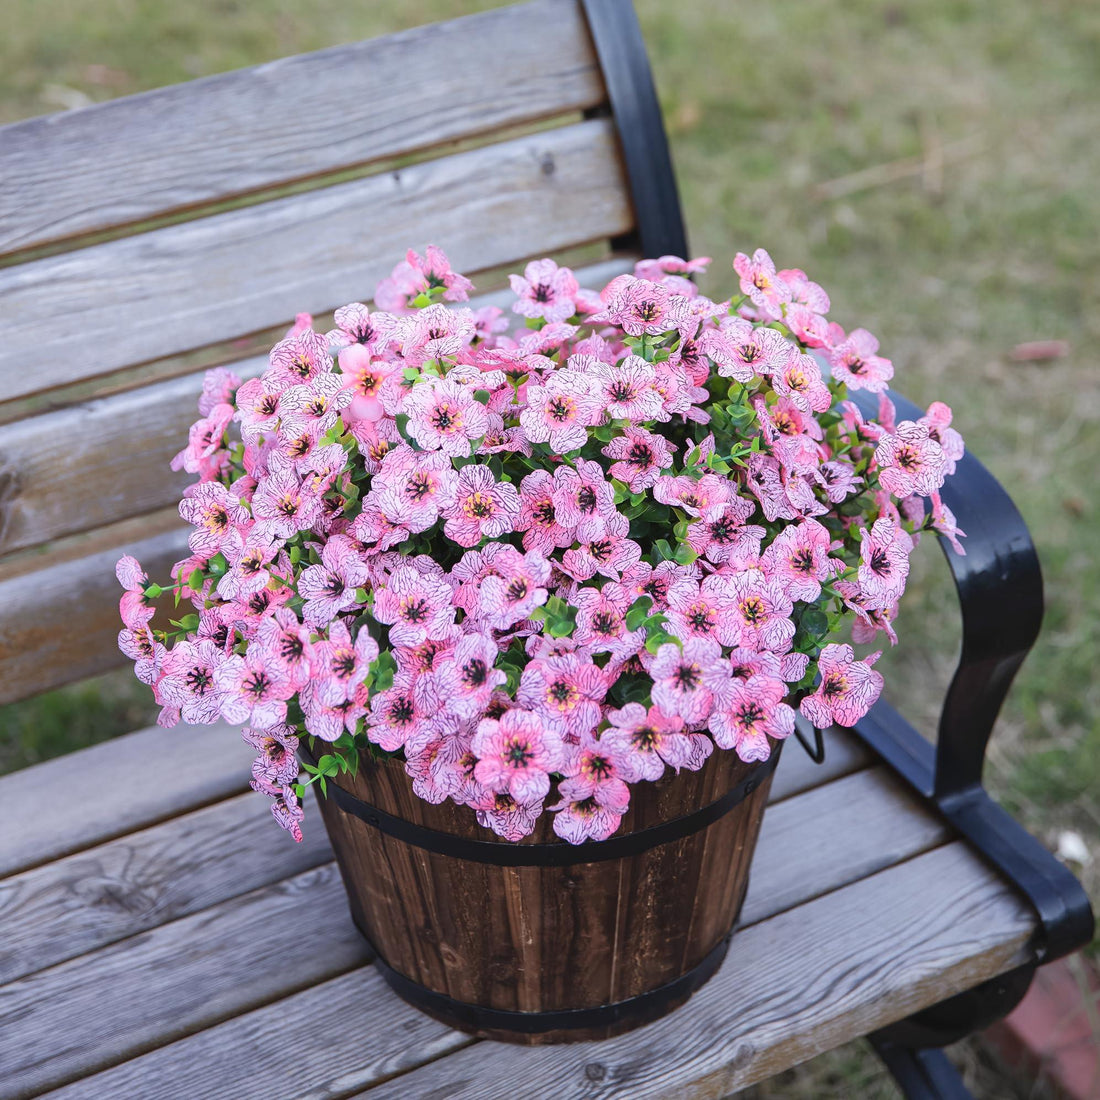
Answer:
[310,740,780,1044]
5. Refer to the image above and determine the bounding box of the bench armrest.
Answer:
[852,388,1043,797]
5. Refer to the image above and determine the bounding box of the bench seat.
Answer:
[0,722,1035,1099]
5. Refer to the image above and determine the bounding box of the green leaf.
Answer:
[624,595,653,632]
[673,542,698,565]
[207,552,228,579]
[473,389,491,405]
[654,538,674,562]
[800,608,829,637]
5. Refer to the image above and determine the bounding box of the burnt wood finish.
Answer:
[314,743,776,1043]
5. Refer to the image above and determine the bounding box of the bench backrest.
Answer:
[0,0,688,704]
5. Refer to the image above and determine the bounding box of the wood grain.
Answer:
[318,744,775,1042]
[37,967,473,1100]
[0,526,189,704]
[349,843,1036,1099]
[0,119,632,405]
[0,0,604,256]
[0,720,253,878]
[769,724,872,803]
[0,790,331,984]
[0,257,634,555]
[20,753,952,1100]
[0,862,370,1100]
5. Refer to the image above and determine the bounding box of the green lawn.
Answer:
[1,1,1095,1095]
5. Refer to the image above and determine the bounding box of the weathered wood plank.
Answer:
[348,843,1035,1100]
[0,863,370,1100]
[19,765,954,1100]
[0,721,252,877]
[0,257,634,555]
[0,526,189,704]
[0,0,605,255]
[740,765,950,926]
[37,967,473,1100]
[769,724,872,803]
[0,119,632,405]
[0,791,330,984]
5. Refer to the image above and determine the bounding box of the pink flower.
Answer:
[773,352,832,413]
[198,367,242,417]
[359,684,420,750]
[561,512,641,582]
[621,559,696,611]
[472,789,543,841]
[602,703,712,780]
[710,677,795,762]
[762,519,841,602]
[930,491,966,555]
[723,569,796,653]
[116,554,152,631]
[700,318,794,382]
[858,517,912,609]
[664,574,743,647]
[516,469,575,554]
[778,268,829,314]
[265,329,332,389]
[430,632,507,718]
[475,547,552,629]
[372,564,456,646]
[157,639,226,725]
[326,302,397,353]
[602,427,676,491]
[234,377,283,443]
[552,460,615,542]
[216,649,295,728]
[398,304,475,368]
[243,724,300,788]
[648,638,730,726]
[170,402,233,479]
[509,258,580,324]
[919,402,965,476]
[267,785,305,843]
[653,472,732,516]
[733,249,790,320]
[634,254,711,281]
[590,275,691,336]
[308,619,378,706]
[585,355,663,421]
[785,304,831,348]
[251,453,324,539]
[406,245,474,302]
[800,643,884,728]
[297,535,370,626]
[551,775,630,843]
[686,500,763,565]
[518,652,610,742]
[403,377,489,457]
[520,369,600,453]
[815,460,862,504]
[178,482,249,558]
[472,709,564,803]
[572,582,644,659]
[442,465,520,547]
[826,328,894,392]
[875,421,947,498]
[216,527,280,602]
[254,608,314,690]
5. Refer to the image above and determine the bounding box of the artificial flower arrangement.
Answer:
[117,245,965,846]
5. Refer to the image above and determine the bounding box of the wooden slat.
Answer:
[0,0,605,256]
[0,726,868,986]
[0,792,330,984]
[0,526,188,704]
[0,863,370,1100]
[38,967,472,1100]
[0,257,634,555]
[3,761,952,1097]
[769,724,872,803]
[349,844,1034,1100]
[0,118,632,405]
[0,721,252,877]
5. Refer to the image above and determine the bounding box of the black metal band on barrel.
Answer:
[359,914,732,1035]
[307,749,778,867]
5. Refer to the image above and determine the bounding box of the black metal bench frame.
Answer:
[581,1,1094,1095]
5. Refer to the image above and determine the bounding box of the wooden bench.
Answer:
[0,1,1091,1096]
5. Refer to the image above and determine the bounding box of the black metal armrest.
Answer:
[850,388,1092,963]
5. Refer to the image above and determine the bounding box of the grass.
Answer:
[1,1,1096,1095]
